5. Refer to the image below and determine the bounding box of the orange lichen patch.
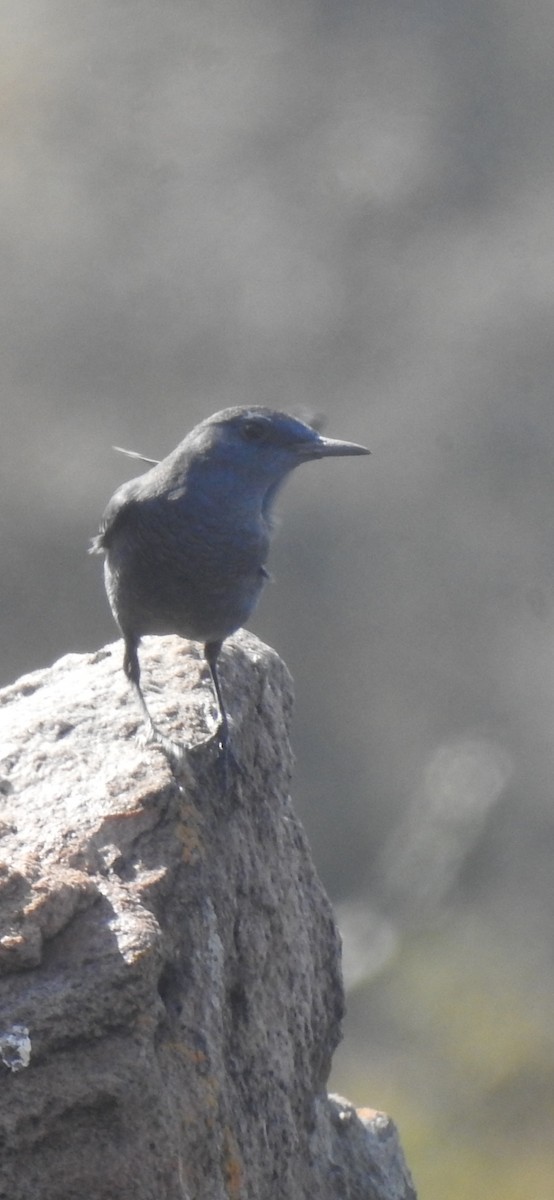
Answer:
[223,1127,244,1199]
[162,1040,209,1069]
[356,1106,384,1123]
[175,814,204,864]
[0,933,25,950]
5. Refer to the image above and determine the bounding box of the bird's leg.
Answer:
[204,640,229,750]
[203,640,239,786]
[123,635,185,763]
[121,635,234,779]
[123,634,154,733]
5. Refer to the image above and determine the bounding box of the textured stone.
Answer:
[0,632,416,1200]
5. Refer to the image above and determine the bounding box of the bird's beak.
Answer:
[298,435,370,459]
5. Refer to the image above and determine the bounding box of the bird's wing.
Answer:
[89,479,141,555]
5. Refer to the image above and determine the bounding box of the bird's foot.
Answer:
[136,723,189,770]
[137,718,239,790]
[215,731,241,790]
[187,723,241,789]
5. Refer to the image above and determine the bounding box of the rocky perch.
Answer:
[0,632,416,1200]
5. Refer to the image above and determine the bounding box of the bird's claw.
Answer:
[136,725,188,768]
[135,714,240,790]
[187,724,241,788]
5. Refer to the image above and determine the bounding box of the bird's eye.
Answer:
[241,419,268,442]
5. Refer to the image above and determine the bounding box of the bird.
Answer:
[91,406,369,765]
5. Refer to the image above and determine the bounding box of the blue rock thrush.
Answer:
[91,406,369,763]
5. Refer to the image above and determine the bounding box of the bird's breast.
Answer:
[105,497,270,643]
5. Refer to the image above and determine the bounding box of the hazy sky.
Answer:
[3,0,554,927]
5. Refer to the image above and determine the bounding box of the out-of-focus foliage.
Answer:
[2,3,554,1193]
[333,913,554,1198]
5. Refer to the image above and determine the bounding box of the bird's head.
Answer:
[189,406,369,488]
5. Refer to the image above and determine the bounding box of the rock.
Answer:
[0,632,416,1200]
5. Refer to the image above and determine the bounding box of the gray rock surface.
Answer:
[0,632,416,1200]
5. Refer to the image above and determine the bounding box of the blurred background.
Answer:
[2,2,554,1194]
